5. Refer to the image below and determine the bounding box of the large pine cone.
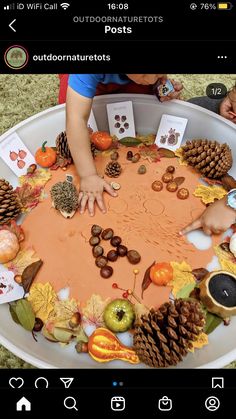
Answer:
[56,131,97,160]
[105,161,122,178]
[182,139,232,179]
[0,179,21,225]
[133,299,205,368]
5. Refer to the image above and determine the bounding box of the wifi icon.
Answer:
[60,2,70,9]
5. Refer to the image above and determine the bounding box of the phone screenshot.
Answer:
[0,1,236,417]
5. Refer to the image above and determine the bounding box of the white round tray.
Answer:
[0,94,236,369]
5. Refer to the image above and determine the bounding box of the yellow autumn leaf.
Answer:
[134,303,149,320]
[48,299,79,327]
[189,332,209,352]
[137,133,156,146]
[175,147,188,166]
[19,168,51,188]
[4,247,40,275]
[193,185,227,204]
[82,294,110,327]
[214,244,236,274]
[28,282,57,322]
[170,261,195,297]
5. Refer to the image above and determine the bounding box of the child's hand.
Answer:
[79,174,117,216]
[180,197,236,236]
[220,96,236,124]
[159,78,183,102]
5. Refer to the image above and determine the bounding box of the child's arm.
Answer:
[66,86,117,216]
[180,196,236,236]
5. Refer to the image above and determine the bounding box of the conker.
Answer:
[96,256,108,268]
[127,151,133,160]
[107,250,118,262]
[177,188,189,200]
[166,165,175,174]
[102,228,114,240]
[111,151,119,161]
[166,181,178,192]
[93,245,104,258]
[100,265,113,278]
[127,250,141,264]
[89,236,100,246]
[152,180,163,192]
[33,318,44,332]
[162,173,174,183]
[91,224,102,236]
[110,236,122,247]
[117,245,128,257]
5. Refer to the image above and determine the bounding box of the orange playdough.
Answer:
[21,148,221,309]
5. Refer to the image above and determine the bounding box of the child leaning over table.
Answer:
[63,74,182,216]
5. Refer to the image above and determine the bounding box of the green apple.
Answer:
[104,299,135,333]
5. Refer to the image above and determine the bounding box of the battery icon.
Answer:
[217,2,233,9]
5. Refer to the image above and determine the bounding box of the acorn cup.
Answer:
[181,139,232,179]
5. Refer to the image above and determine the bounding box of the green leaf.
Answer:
[15,299,35,331]
[119,137,142,146]
[9,303,20,325]
[204,312,222,335]
[74,327,89,343]
[158,148,176,158]
[176,283,196,299]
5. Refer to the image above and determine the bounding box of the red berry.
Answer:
[123,292,128,298]
[112,283,118,289]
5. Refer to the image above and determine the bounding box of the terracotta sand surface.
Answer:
[22,148,221,308]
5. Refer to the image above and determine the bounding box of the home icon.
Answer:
[16,397,31,411]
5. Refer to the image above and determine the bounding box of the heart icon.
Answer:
[9,377,24,388]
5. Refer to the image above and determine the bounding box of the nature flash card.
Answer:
[0,271,24,304]
[155,114,188,151]
[87,109,98,133]
[0,132,35,176]
[106,101,136,139]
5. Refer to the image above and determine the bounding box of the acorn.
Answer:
[111,151,119,161]
[33,318,44,332]
[69,312,81,328]
[75,342,88,353]
[132,153,141,163]
[127,151,133,160]
[138,165,147,174]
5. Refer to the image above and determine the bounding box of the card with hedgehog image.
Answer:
[87,109,98,134]
[106,101,136,139]
[155,114,188,151]
[0,132,35,176]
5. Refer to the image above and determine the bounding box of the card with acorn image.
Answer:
[0,132,35,176]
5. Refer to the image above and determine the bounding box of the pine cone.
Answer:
[56,131,97,160]
[133,299,205,368]
[182,139,232,179]
[105,161,122,178]
[0,179,21,225]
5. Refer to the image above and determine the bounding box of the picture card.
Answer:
[0,271,24,304]
[0,132,35,176]
[106,101,136,139]
[155,114,188,151]
[87,109,98,133]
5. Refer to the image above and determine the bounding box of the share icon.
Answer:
[60,377,74,388]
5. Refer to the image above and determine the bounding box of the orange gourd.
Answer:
[35,141,57,168]
[150,262,173,286]
[88,327,140,364]
[91,131,113,151]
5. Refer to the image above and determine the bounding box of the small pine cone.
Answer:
[105,161,122,178]
[0,179,21,225]
[182,139,232,179]
[133,299,205,368]
[56,131,72,160]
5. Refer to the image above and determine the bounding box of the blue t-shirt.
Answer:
[68,74,129,98]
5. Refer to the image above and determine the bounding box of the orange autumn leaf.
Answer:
[19,168,51,188]
[193,185,227,204]
[4,247,40,275]
[15,183,44,212]
[28,282,57,322]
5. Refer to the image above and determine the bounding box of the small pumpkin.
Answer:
[88,327,140,364]
[150,262,173,286]
[35,141,57,168]
[90,131,113,151]
[0,230,20,263]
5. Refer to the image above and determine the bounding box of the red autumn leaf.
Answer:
[15,183,43,212]
[0,220,24,242]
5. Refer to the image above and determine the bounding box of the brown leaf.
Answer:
[173,176,185,186]
[191,268,209,282]
[22,260,43,293]
[221,174,236,191]
[158,148,176,158]
[141,261,155,299]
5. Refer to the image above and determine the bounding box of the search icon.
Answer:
[64,396,78,411]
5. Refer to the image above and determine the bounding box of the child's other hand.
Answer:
[180,197,236,236]
[159,79,183,102]
[220,96,236,123]
[79,174,117,216]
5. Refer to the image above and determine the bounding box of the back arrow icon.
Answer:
[9,19,16,32]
